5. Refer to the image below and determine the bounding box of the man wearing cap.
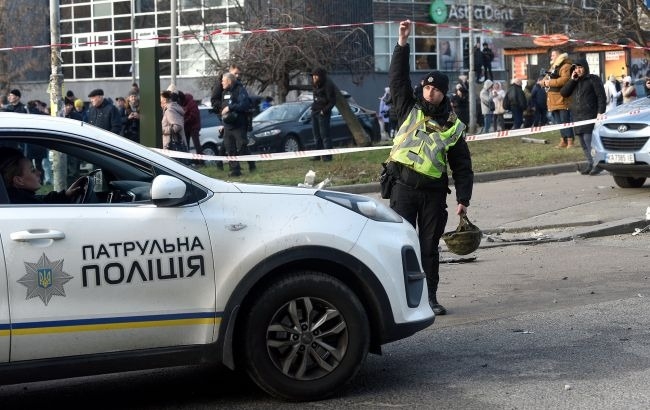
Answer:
[3,89,28,113]
[383,20,474,316]
[87,89,122,135]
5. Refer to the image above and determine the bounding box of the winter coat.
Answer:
[545,53,572,111]
[220,80,250,130]
[379,96,391,124]
[7,186,69,204]
[492,83,506,115]
[182,93,201,137]
[311,68,337,116]
[530,84,547,111]
[506,83,527,111]
[604,80,620,112]
[161,101,185,149]
[622,83,637,104]
[3,102,28,114]
[479,80,494,115]
[560,59,607,134]
[87,99,122,134]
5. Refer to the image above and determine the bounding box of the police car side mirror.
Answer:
[151,175,187,207]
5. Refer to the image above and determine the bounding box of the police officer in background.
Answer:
[384,20,474,316]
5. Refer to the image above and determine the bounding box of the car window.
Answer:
[0,133,205,206]
[199,107,220,128]
[255,104,306,122]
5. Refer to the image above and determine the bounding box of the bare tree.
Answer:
[0,2,49,95]
[494,0,650,58]
[179,0,373,145]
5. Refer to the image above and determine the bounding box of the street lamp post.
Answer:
[468,0,477,134]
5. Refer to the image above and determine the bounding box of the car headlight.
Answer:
[315,191,403,223]
[253,129,282,138]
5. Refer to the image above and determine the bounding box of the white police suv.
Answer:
[0,113,433,401]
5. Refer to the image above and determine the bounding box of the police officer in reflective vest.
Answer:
[385,20,474,316]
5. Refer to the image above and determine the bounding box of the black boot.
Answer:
[428,294,447,315]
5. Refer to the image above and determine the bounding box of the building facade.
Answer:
[8,0,642,111]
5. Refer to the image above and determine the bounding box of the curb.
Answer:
[333,162,583,194]
[333,162,647,240]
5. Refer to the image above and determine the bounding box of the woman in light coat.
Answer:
[491,81,506,131]
[160,90,186,149]
[480,79,494,133]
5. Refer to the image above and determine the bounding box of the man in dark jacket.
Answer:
[385,20,474,316]
[310,67,337,161]
[87,89,122,135]
[530,76,548,126]
[505,78,527,129]
[220,72,251,177]
[560,58,607,175]
[473,43,484,83]
[3,89,28,113]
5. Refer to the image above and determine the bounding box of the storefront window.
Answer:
[374,22,439,72]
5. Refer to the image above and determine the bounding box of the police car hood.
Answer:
[231,182,317,195]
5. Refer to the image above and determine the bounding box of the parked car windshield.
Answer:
[255,103,307,122]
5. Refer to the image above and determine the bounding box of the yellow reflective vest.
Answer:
[388,106,465,179]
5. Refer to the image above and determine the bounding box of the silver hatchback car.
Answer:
[591,95,650,188]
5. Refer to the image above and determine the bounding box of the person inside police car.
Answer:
[383,20,474,316]
[560,58,607,175]
[0,146,86,204]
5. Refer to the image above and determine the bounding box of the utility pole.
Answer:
[49,0,66,191]
[131,0,136,85]
[468,0,477,134]
[170,0,177,85]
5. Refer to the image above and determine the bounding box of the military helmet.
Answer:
[442,214,482,255]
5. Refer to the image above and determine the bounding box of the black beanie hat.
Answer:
[9,89,21,98]
[420,71,449,94]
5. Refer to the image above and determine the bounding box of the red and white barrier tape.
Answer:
[2,20,648,53]
[155,105,650,162]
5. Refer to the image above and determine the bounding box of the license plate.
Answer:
[606,153,635,164]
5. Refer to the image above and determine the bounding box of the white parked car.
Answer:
[591,95,650,188]
[0,113,434,401]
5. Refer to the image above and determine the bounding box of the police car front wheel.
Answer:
[241,271,370,401]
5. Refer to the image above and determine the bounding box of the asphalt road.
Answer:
[1,169,649,409]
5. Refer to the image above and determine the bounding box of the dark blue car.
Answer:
[247,101,381,153]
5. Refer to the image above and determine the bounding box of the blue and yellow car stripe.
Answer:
[4,312,222,336]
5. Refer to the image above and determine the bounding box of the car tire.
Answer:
[200,142,220,166]
[282,136,301,152]
[241,271,370,401]
[613,175,646,188]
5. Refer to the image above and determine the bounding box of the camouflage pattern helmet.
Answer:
[442,214,482,255]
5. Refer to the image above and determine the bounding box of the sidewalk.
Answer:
[334,163,650,242]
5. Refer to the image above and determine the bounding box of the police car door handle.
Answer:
[10,229,66,242]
